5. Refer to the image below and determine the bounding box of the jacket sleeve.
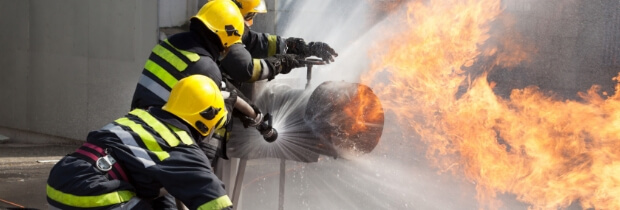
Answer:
[219,44,265,83]
[242,27,286,58]
[184,55,224,87]
[154,145,232,210]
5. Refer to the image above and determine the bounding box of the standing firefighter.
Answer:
[219,0,339,84]
[204,0,339,168]
[130,0,244,110]
[47,75,233,209]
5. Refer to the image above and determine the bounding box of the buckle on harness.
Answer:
[96,155,116,172]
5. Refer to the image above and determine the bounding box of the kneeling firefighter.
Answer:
[47,75,234,210]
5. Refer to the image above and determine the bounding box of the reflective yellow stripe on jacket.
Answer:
[115,117,170,161]
[46,185,135,208]
[249,59,262,82]
[267,35,278,57]
[168,125,194,145]
[164,40,200,62]
[141,39,200,100]
[152,44,189,71]
[144,60,178,89]
[113,109,195,162]
[197,195,233,210]
[129,109,193,147]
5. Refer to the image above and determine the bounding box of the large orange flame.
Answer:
[342,85,384,133]
[362,0,620,209]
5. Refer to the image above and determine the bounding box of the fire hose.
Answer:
[222,91,278,143]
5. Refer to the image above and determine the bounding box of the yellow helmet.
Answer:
[192,0,245,48]
[232,0,267,20]
[162,75,228,137]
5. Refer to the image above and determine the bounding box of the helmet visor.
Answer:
[244,12,257,21]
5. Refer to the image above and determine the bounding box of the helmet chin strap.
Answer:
[203,130,215,141]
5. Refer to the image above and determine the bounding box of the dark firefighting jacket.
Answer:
[219,25,287,84]
[46,108,232,210]
[130,30,223,110]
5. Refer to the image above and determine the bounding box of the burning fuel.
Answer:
[362,0,620,209]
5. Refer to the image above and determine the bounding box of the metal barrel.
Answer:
[304,81,384,158]
[227,81,384,162]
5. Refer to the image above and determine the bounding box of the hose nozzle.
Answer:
[261,127,278,143]
[256,113,277,143]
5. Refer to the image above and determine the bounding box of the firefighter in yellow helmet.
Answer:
[218,0,339,85]
[130,0,245,110]
[47,75,233,210]
[233,0,267,26]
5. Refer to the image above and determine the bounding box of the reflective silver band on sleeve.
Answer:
[138,75,171,102]
[104,124,156,168]
[259,59,270,80]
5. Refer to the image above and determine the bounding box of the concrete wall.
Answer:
[0,0,158,143]
[0,0,365,144]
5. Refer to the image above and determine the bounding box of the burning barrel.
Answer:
[227,81,384,162]
[304,81,384,158]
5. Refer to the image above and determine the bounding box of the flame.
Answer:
[362,0,620,209]
[343,85,384,133]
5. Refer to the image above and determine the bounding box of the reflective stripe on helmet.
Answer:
[114,117,170,161]
[103,124,157,168]
[197,195,233,210]
[46,184,135,208]
[138,75,170,101]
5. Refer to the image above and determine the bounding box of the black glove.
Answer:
[308,42,338,63]
[263,54,305,80]
[285,37,310,57]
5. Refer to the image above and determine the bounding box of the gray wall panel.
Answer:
[0,1,30,131]
[27,53,88,139]
[0,50,29,129]
[29,1,82,55]
[0,0,158,142]
[88,1,136,61]
[86,59,138,130]
[0,1,29,51]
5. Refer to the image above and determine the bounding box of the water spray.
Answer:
[227,80,384,161]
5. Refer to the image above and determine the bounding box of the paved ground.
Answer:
[0,142,78,209]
